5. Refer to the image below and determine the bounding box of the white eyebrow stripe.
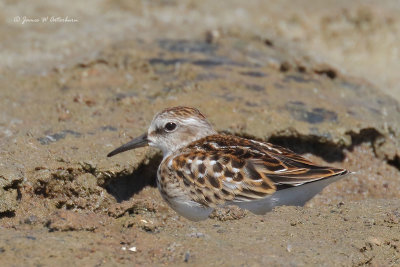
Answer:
[182,117,201,125]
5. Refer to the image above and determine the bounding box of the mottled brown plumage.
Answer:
[108,106,349,221]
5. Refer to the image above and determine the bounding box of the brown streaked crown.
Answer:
[156,106,207,121]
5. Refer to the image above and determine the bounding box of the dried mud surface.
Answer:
[1,1,400,266]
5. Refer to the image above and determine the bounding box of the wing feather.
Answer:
[168,135,348,206]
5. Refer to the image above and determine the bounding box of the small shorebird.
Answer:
[108,106,349,221]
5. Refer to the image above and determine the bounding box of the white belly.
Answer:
[164,195,213,221]
[156,172,213,221]
[231,174,344,214]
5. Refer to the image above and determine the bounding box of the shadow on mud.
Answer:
[104,155,162,202]
[268,135,345,163]
[268,128,385,164]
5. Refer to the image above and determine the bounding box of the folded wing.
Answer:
[169,135,348,207]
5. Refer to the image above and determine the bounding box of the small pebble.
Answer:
[23,215,38,225]
[184,251,190,262]
[188,232,205,238]
[26,236,36,240]
[367,236,383,246]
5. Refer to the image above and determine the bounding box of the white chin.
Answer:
[148,141,156,147]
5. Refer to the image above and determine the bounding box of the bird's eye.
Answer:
[164,122,177,132]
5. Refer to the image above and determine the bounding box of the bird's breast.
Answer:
[157,157,189,201]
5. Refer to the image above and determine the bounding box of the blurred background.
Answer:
[2,0,400,100]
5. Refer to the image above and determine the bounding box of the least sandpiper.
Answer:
[108,106,349,221]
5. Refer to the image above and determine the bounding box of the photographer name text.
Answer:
[14,16,79,24]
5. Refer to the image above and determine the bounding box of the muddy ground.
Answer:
[1,1,400,266]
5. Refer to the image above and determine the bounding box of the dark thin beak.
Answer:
[107,133,148,157]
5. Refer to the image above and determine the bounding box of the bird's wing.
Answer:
[246,140,348,186]
[169,135,348,206]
